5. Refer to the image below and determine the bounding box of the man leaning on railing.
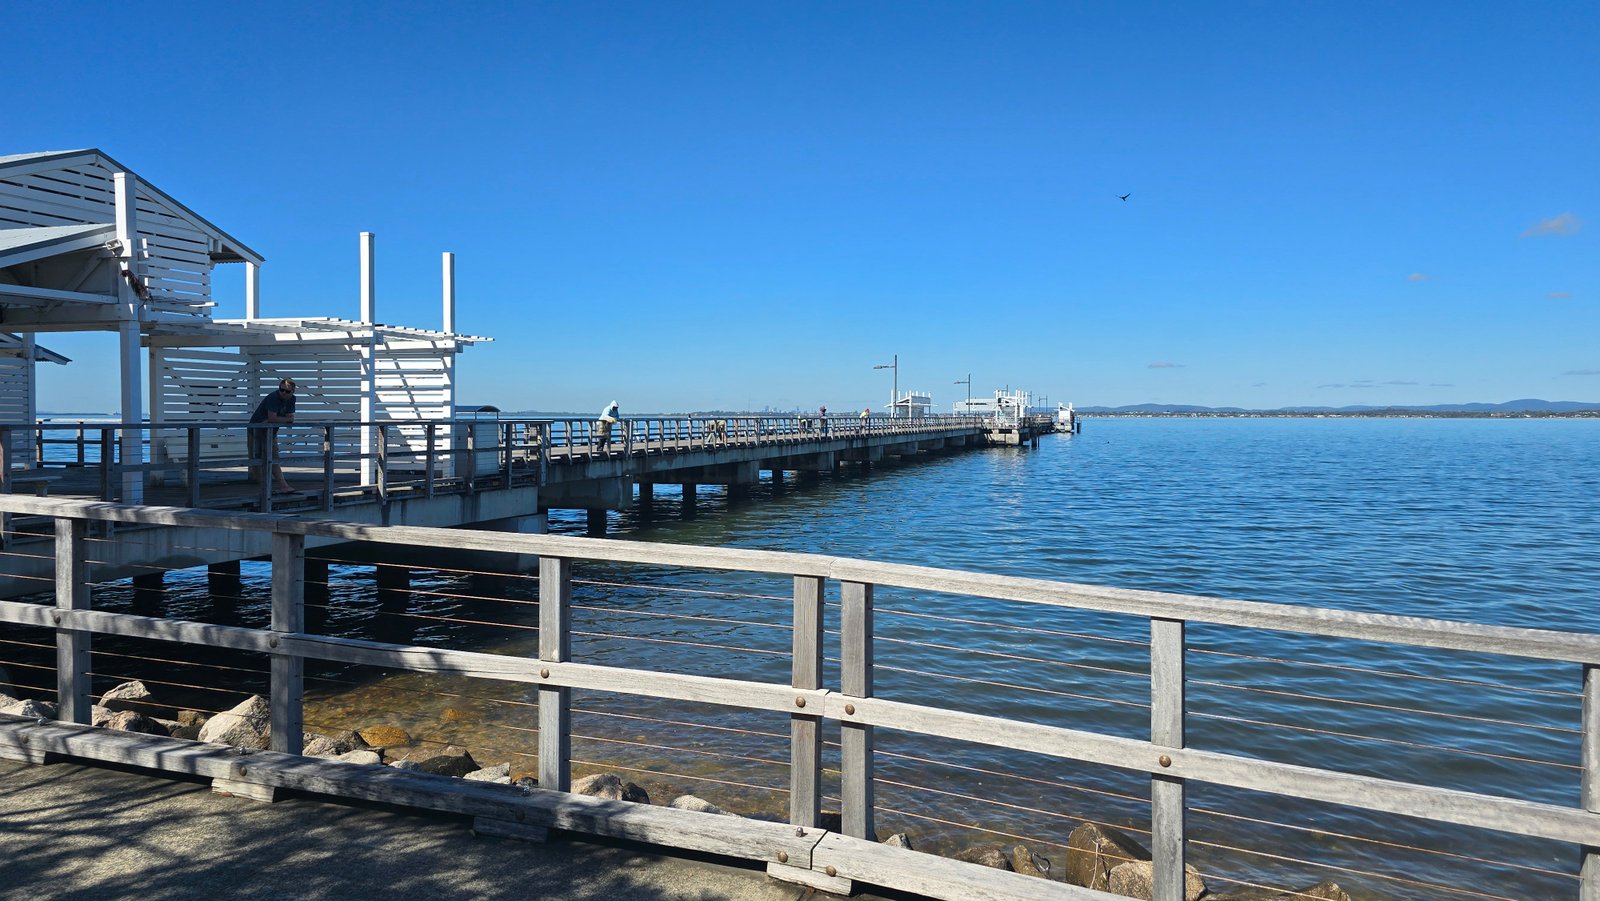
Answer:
[250,379,298,495]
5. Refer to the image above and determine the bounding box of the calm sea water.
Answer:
[30,417,1600,899]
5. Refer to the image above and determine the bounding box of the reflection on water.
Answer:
[21,418,1600,899]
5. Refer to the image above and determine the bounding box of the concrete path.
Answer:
[0,760,885,901]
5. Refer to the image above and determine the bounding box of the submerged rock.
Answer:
[197,695,270,749]
[1208,881,1352,901]
[1107,859,1206,901]
[572,772,650,803]
[881,833,914,850]
[1065,822,1150,890]
[358,725,411,749]
[302,730,367,758]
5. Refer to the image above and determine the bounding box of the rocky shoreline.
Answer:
[1,682,1362,901]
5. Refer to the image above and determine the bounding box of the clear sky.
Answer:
[9,1,1596,412]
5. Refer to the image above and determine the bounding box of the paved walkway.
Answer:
[0,760,882,901]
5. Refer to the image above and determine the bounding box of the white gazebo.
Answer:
[0,149,489,497]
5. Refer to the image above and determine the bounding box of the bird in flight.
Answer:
[1118,193,1131,202]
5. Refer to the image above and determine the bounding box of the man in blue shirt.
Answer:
[249,379,297,494]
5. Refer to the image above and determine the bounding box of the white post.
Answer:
[113,173,144,503]
[441,252,455,335]
[358,233,377,484]
[244,261,260,320]
[359,232,376,324]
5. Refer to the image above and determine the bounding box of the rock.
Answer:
[464,763,512,783]
[440,707,468,723]
[1,698,58,720]
[512,776,538,791]
[389,759,421,771]
[410,746,479,777]
[197,695,270,749]
[882,833,914,850]
[1065,822,1150,890]
[0,692,16,709]
[955,846,1014,871]
[1009,844,1052,879]
[90,705,114,727]
[336,749,383,766]
[302,730,367,758]
[176,709,209,727]
[1207,881,1351,901]
[99,681,152,712]
[572,772,650,803]
[102,710,169,736]
[1106,860,1206,901]
[169,724,203,741]
[358,725,411,749]
[668,795,729,815]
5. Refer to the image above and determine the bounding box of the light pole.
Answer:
[954,374,971,417]
[874,354,898,418]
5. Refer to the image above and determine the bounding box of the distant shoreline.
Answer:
[1086,410,1600,419]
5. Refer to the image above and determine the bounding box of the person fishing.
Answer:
[596,400,621,449]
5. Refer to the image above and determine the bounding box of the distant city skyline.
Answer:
[8,2,1595,415]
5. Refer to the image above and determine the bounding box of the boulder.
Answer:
[1065,822,1150,890]
[668,795,729,815]
[1106,860,1206,901]
[102,710,169,736]
[197,695,271,749]
[882,833,914,850]
[1,698,58,720]
[1009,844,1052,879]
[336,749,383,766]
[409,746,479,777]
[1207,881,1352,901]
[176,709,209,727]
[168,724,203,741]
[955,846,1014,871]
[440,707,468,723]
[90,705,115,727]
[358,725,411,749]
[0,692,16,710]
[389,759,421,771]
[99,681,152,713]
[572,772,650,803]
[302,730,367,758]
[464,763,512,783]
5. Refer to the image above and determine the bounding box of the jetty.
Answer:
[0,148,1059,598]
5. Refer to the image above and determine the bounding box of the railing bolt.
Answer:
[238,765,248,776]
[269,635,279,649]
[51,611,61,625]
[777,851,789,864]
[844,703,855,715]
[795,696,806,708]
[794,826,805,836]
[825,866,838,877]
[540,667,550,678]
[1158,754,1172,768]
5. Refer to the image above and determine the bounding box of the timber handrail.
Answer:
[2,494,1596,901]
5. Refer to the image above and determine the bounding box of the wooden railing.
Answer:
[1,495,1597,899]
[0,414,989,516]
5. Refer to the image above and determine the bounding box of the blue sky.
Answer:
[9,1,1596,412]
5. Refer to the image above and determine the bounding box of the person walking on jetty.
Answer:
[818,404,829,435]
[859,407,870,432]
[249,378,297,494]
[596,400,621,451]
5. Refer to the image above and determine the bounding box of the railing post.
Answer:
[425,422,437,498]
[502,422,513,485]
[791,575,824,828]
[55,517,91,724]
[76,423,86,466]
[270,532,305,755]
[258,425,273,514]
[99,427,114,502]
[1583,664,1600,900]
[321,424,335,512]
[464,425,477,494]
[841,580,875,839]
[376,424,389,505]
[538,422,550,485]
[1151,617,1187,901]
[186,427,201,508]
[539,556,572,792]
[0,427,11,546]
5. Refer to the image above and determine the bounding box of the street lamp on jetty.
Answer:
[954,374,971,416]
[874,354,899,418]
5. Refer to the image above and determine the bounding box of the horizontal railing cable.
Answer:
[1189,837,1534,901]
[1191,646,1582,699]
[570,604,791,633]
[572,578,791,605]
[871,605,1152,648]
[571,757,787,795]
[867,661,1152,710]
[572,629,789,659]
[872,633,1148,679]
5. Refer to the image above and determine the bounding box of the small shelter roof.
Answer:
[0,333,70,364]
[0,149,262,265]
[144,317,492,348]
